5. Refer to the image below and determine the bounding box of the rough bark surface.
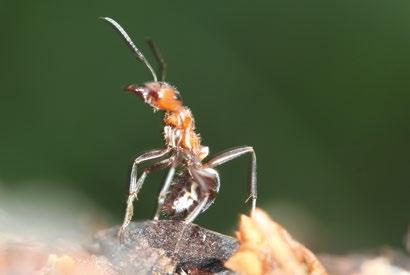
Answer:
[1,219,409,274]
[91,220,238,274]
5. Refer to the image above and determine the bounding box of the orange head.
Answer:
[126,82,182,112]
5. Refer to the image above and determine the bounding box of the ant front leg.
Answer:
[206,146,257,213]
[119,148,170,241]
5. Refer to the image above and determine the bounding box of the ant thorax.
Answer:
[163,107,209,160]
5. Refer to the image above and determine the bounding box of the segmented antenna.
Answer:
[147,38,167,81]
[100,17,158,81]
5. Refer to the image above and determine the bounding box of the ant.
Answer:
[101,17,257,239]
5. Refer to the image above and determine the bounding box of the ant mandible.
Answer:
[101,17,257,239]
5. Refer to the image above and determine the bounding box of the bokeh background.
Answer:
[1,1,409,253]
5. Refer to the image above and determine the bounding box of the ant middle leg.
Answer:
[205,146,257,213]
[153,166,176,220]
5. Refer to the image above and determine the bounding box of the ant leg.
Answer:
[183,168,218,223]
[153,166,176,220]
[119,148,170,241]
[206,146,257,213]
[184,196,209,223]
[119,158,170,241]
[129,148,170,198]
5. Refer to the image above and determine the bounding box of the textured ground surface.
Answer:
[1,219,408,274]
[91,220,238,274]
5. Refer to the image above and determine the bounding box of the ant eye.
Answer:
[148,90,159,100]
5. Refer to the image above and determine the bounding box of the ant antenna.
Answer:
[100,17,158,82]
[147,38,167,81]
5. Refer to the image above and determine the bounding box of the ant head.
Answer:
[126,82,182,112]
[101,17,180,111]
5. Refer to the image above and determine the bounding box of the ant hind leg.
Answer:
[183,167,219,223]
[205,146,257,214]
[184,196,209,224]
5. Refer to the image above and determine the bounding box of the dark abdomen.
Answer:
[160,169,206,220]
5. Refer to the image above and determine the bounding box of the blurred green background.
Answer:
[1,0,409,253]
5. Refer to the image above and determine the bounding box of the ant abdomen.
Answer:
[160,168,219,220]
[160,169,202,219]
